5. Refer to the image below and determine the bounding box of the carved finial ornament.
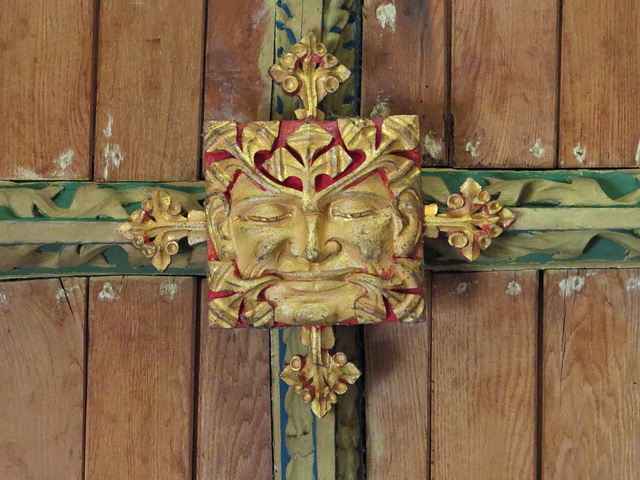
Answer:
[424,178,515,261]
[117,33,514,417]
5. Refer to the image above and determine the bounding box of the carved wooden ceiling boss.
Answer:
[118,33,514,418]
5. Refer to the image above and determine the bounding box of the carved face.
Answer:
[205,116,424,327]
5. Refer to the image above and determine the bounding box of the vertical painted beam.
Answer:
[271,0,324,121]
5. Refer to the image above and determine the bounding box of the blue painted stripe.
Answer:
[285,27,297,46]
[343,39,356,50]
[276,0,293,19]
[278,329,290,479]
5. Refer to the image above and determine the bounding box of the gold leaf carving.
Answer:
[118,189,206,271]
[424,178,515,261]
[269,32,351,120]
[241,121,280,162]
[280,326,361,418]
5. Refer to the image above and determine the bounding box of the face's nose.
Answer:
[287,211,326,263]
[303,212,322,262]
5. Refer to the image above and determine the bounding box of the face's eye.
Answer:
[330,198,378,219]
[239,203,293,223]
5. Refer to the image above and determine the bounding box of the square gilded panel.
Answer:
[204,116,424,328]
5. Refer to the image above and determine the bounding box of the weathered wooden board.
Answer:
[362,0,446,165]
[364,279,431,480]
[431,271,537,479]
[451,1,557,167]
[199,3,277,477]
[93,0,203,181]
[204,0,274,124]
[85,277,195,479]
[0,278,86,479]
[0,0,94,180]
[196,280,272,479]
[542,269,640,477]
[559,1,640,167]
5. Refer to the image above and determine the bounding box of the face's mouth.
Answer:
[276,279,345,293]
[276,268,364,282]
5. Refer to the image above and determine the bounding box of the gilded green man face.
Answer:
[205,117,425,328]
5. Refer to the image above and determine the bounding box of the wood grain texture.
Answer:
[559,2,640,167]
[362,0,446,165]
[542,269,640,478]
[364,272,430,479]
[85,277,195,479]
[0,0,93,180]
[204,0,274,123]
[431,271,537,479]
[196,280,272,480]
[451,1,556,167]
[0,278,86,479]
[93,0,203,181]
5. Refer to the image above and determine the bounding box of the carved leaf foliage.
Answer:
[241,121,280,162]
[338,118,377,157]
[486,177,640,207]
[379,115,420,153]
[204,120,284,193]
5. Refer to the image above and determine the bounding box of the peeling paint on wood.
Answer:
[529,139,545,159]
[97,281,120,301]
[558,275,585,297]
[506,281,522,296]
[53,149,75,176]
[375,3,396,31]
[573,143,586,163]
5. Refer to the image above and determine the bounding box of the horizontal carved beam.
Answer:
[2,169,639,277]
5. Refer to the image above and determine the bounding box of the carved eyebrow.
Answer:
[231,195,301,209]
[328,191,390,204]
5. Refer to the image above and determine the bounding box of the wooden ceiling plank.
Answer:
[542,269,640,477]
[362,0,447,166]
[431,271,538,479]
[451,0,557,167]
[0,278,86,479]
[196,279,273,480]
[0,0,94,179]
[85,276,196,479]
[93,0,204,181]
[364,272,431,479]
[559,1,640,167]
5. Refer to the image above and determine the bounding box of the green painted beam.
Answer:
[2,168,640,278]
